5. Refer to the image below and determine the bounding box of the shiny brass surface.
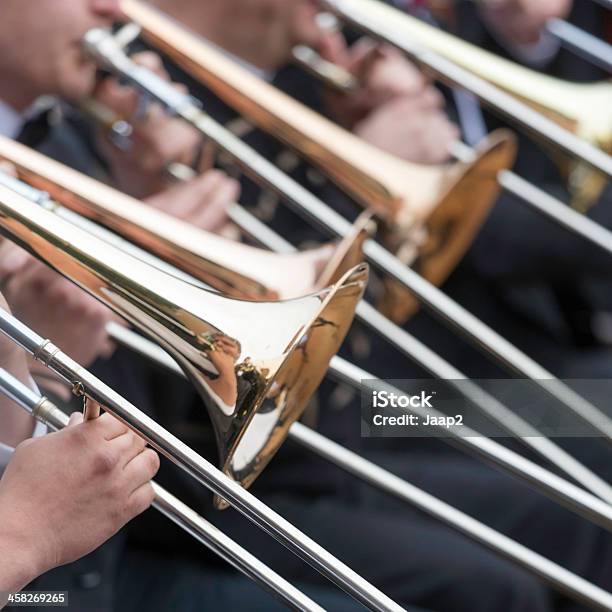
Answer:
[321,0,612,150]
[321,0,612,209]
[0,136,369,300]
[379,131,516,322]
[119,0,516,323]
[0,183,367,499]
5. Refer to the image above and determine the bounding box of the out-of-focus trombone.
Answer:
[317,0,612,209]
[78,12,612,452]
[0,135,370,302]
[288,27,612,260]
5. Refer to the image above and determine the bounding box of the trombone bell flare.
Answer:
[0,184,368,498]
[213,262,368,508]
[379,130,517,324]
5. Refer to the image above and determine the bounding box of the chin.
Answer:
[60,72,96,103]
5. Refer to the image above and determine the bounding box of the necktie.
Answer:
[16,109,51,148]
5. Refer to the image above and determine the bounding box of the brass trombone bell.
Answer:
[378,130,516,322]
[0,135,372,301]
[0,183,368,504]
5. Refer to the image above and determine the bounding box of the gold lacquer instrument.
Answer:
[0,183,367,505]
[118,0,517,323]
[319,0,612,209]
[0,136,370,301]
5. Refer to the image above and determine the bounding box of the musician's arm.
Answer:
[0,530,38,596]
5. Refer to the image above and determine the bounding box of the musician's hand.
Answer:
[320,36,431,125]
[0,413,159,592]
[0,244,115,368]
[481,0,572,45]
[93,51,203,199]
[354,96,459,164]
[319,35,458,163]
[144,170,239,232]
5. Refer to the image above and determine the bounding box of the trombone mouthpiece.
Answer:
[82,28,127,73]
[82,27,199,115]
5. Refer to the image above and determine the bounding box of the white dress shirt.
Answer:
[0,99,24,139]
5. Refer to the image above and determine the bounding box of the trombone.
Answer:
[0,367,324,612]
[288,35,612,259]
[4,155,612,528]
[1,139,611,610]
[1,309,611,610]
[0,180,368,503]
[78,19,612,451]
[0,135,371,302]
[2,143,612,504]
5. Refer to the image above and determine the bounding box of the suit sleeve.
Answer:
[465,183,612,284]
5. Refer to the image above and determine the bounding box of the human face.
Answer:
[0,0,122,110]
